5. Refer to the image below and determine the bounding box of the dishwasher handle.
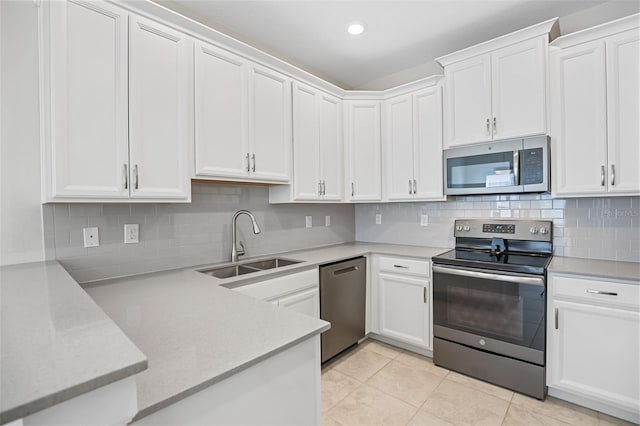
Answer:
[333,265,359,275]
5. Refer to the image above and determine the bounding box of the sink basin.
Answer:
[242,258,301,270]
[198,257,302,279]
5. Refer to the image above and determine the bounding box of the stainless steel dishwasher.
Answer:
[319,257,366,363]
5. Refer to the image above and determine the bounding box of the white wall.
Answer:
[0,0,45,266]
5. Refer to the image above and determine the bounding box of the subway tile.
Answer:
[531,200,553,209]
[102,203,131,216]
[510,200,531,209]
[472,201,491,209]
[541,209,564,219]
[495,201,510,209]
[131,203,157,216]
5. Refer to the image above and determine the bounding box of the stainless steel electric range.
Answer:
[432,219,553,400]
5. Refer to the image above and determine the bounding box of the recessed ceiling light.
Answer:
[347,21,366,36]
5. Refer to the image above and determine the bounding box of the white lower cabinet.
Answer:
[371,255,432,351]
[231,269,319,318]
[547,273,640,423]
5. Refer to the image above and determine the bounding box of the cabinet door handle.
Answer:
[554,307,558,330]
[123,164,128,190]
[351,182,355,197]
[134,164,139,190]
[322,180,326,196]
[318,180,322,196]
[587,289,618,296]
[610,164,615,186]
[251,154,256,173]
[409,179,412,195]
[413,179,417,195]
[423,287,427,304]
[493,117,497,134]
[486,118,490,135]
[601,165,605,186]
[393,264,409,269]
[246,153,250,173]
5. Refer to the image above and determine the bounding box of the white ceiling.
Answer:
[154,0,628,89]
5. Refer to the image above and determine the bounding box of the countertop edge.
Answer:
[132,322,330,422]
[0,357,147,425]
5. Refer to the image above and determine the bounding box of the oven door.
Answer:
[432,264,546,365]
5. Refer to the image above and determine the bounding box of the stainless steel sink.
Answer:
[198,257,302,279]
[242,258,301,270]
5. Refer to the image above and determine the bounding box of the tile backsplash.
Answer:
[45,183,355,283]
[356,194,640,263]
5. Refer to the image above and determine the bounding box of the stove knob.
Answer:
[463,225,470,232]
[530,227,538,234]
[456,225,463,231]
[540,227,548,234]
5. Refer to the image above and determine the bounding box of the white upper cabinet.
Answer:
[551,15,640,197]
[382,82,444,202]
[129,15,192,199]
[195,42,291,183]
[42,0,130,199]
[40,1,193,202]
[270,81,342,202]
[344,101,382,202]
[437,19,558,148]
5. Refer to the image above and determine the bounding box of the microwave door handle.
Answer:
[513,150,520,186]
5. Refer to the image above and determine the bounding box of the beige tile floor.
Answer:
[321,339,634,426]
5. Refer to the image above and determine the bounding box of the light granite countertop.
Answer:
[83,242,447,421]
[0,261,147,424]
[548,257,640,283]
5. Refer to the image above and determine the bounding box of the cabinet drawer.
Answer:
[551,274,640,309]
[378,256,429,276]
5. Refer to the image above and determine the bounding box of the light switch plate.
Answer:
[83,227,99,248]
[305,216,312,228]
[420,214,429,226]
[325,215,331,227]
[124,224,139,244]
[375,214,382,225]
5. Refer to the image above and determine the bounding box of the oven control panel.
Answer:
[454,219,552,241]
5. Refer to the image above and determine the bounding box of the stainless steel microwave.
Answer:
[443,136,549,195]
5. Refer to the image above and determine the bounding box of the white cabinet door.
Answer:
[344,101,382,202]
[194,41,248,179]
[278,288,320,318]
[46,0,129,199]
[551,40,608,196]
[606,29,640,195]
[383,95,415,201]
[249,65,292,182]
[129,16,192,199]
[318,93,343,201]
[548,300,640,412]
[444,55,492,147]
[413,86,444,200]
[378,273,430,349]
[292,82,320,200]
[491,36,547,140]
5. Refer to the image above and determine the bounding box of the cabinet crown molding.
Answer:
[551,13,640,48]
[436,17,559,67]
[343,75,444,101]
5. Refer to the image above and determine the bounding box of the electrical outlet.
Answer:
[420,214,429,227]
[305,216,312,228]
[83,227,100,248]
[124,224,139,244]
[375,214,382,225]
[325,215,331,227]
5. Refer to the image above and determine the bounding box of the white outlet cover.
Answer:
[83,227,100,248]
[325,215,331,227]
[420,214,429,226]
[305,216,312,228]
[124,224,139,244]
[375,214,382,225]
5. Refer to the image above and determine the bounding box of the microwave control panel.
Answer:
[521,148,544,185]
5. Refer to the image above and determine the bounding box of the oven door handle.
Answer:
[432,265,544,287]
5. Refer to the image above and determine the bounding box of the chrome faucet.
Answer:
[231,210,261,262]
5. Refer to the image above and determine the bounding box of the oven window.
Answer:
[433,270,545,351]
[447,151,515,189]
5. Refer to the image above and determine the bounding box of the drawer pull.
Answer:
[393,264,409,269]
[423,287,427,304]
[555,308,558,330]
[334,266,358,275]
[587,289,618,296]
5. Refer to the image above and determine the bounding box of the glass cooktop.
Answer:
[432,248,552,275]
